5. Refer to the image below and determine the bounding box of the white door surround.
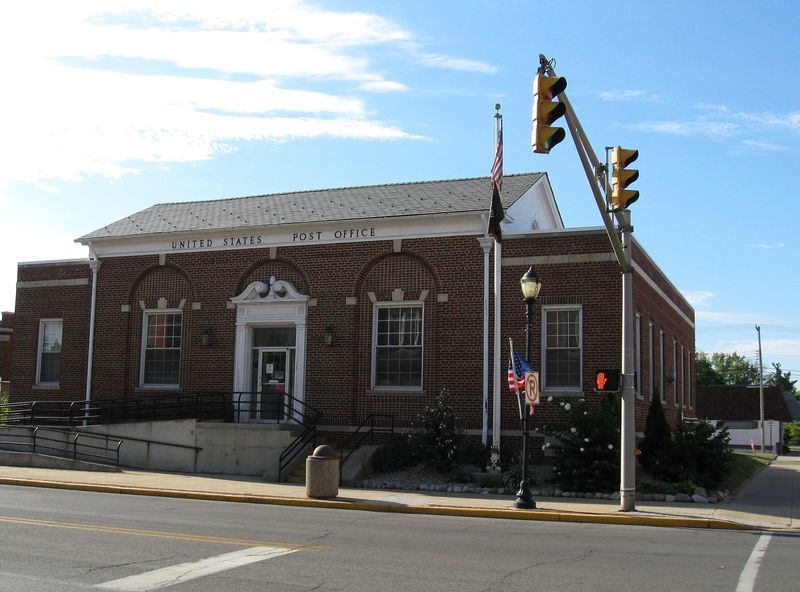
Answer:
[231,277,308,422]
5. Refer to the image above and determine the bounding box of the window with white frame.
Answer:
[648,322,654,400]
[672,339,678,407]
[141,311,182,387]
[542,306,582,390]
[687,351,693,407]
[681,345,685,408]
[372,304,423,389]
[673,340,678,405]
[37,319,62,385]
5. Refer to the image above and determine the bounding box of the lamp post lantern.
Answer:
[515,266,542,509]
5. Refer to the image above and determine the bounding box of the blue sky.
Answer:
[1,0,798,377]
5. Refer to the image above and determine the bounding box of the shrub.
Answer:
[548,395,621,493]
[407,388,462,472]
[638,392,673,478]
[670,421,732,489]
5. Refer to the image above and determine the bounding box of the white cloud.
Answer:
[0,0,490,186]
[740,140,789,152]
[597,89,662,103]
[682,290,716,306]
[630,121,738,138]
[749,242,785,249]
[635,103,800,146]
[0,202,89,311]
[359,80,409,93]
[711,338,800,360]
[696,311,763,324]
[415,53,497,73]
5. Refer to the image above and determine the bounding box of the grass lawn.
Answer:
[718,451,776,493]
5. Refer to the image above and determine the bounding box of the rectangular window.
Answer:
[687,351,693,408]
[648,322,654,400]
[542,306,582,390]
[681,345,685,409]
[635,314,642,398]
[37,319,62,385]
[372,304,423,389]
[659,330,665,402]
[141,311,182,387]
[673,340,678,405]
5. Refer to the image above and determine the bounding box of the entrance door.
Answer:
[256,348,291,420]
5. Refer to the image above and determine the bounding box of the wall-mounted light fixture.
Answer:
[323,326,334,347]
[201,327,213,347]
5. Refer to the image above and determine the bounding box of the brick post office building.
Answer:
[10,173,695,456]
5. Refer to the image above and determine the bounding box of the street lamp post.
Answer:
[515,266,542,509]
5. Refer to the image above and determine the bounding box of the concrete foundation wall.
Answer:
[85,421,299,477]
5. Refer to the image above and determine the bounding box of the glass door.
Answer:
[256,348,291,420]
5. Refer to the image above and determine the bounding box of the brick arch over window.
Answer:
[236,258,309,297]
[126,265,195,394]
[351,252,440,427]
[352,250,443,299]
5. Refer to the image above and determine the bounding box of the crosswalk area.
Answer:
[95,546,298,591]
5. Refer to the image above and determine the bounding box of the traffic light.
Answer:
[610,146,639,211]
[532,73,567,154]
[595,368,621,393]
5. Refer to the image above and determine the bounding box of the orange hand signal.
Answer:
[596,372,608,390]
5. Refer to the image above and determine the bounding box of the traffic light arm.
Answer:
[538,52,637,513]
[551,88,630,272]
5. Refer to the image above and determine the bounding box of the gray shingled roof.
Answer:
[78,173,544,241]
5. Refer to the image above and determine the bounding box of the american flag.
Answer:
[491,120,503,191]
[487,117,505,242]
[507,348,531,393]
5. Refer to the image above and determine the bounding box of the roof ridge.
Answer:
[151,172,545,207]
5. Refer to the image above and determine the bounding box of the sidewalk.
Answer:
[0,452,797,532]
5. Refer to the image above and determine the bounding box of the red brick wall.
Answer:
[0,311,14,383]
[11,262,91,402]
[9,230,694,440]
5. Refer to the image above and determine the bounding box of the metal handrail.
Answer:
[31,426,122,467]
[339,414,395,477]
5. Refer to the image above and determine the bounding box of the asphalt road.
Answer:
[0,485,797,592]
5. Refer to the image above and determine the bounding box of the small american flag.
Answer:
[507,348,531,393]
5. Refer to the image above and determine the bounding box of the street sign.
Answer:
[524,371,540,405]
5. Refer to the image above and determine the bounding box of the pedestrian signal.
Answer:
[595,368,621,393]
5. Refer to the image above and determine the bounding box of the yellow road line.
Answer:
[0,515,318,550]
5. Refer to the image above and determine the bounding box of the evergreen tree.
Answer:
[638,391,673,480]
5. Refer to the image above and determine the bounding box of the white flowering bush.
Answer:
[545,396,621,492]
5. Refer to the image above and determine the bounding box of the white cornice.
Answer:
[87,212,484,258]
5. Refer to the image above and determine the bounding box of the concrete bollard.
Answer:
[305,444,339,498]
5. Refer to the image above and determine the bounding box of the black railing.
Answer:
[0,400,101,426]
[0,392,318,427]
[339,414,395,477]
[276,394,322,482]
[1,393,323,480]
[0,425,122,467]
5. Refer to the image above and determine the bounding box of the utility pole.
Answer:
[756,325,765,453]
[535,54,638,511]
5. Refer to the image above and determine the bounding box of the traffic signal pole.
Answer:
[538,54,636,511]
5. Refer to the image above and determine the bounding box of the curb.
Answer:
[0,476,767,531]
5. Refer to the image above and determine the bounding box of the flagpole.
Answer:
[490,106,503,471]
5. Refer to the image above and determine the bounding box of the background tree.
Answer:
[695,351,759,386]
[696,352,724,385]
[766,362,797,396]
